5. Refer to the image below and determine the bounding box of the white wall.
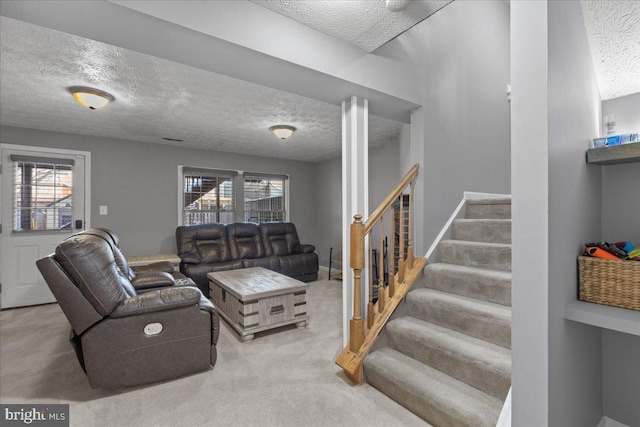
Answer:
[600,115,640,425]
[315,155,342,267]
[0,125,318,257]
[603,331,640,427]
[375,0,511,250]
[510,0,550,423]
[547,2,605,424]
[315,141,401,267]
[601,92,640,135]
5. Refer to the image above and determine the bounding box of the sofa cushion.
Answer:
[177,224,231,264]
[183,260,243,297]
[259,223,301,257]
[242,257,280,271]
[278,253,319,277]
[228,223,265,259]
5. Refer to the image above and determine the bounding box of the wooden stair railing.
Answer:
[336,164,427,384]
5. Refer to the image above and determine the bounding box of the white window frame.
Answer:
[242,171,290,223]
[178,166,238,226]
[177,166,290,226]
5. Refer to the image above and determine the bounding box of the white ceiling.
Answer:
[580,0,640,100]
[250,0,453,52]
[0,16,402,162]
[1,0,637,163]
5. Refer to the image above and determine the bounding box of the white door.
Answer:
[0,144,90,309]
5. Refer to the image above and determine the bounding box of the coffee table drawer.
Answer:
[259,293,294,326]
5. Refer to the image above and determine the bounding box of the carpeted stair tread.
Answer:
[438,240,511,272]
[466,197,511,205]
[364,347,502,427]
[452,219,511,244]
[407,288,511,348]
[422,263,511,306]
[387,316,511,400]
[465,198,511,220]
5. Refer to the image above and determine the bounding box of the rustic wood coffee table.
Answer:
[208,267,309,341]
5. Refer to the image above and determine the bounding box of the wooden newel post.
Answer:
[350,214,365,353]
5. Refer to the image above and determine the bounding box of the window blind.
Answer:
[182,167,236,225]
[243,172,288,223]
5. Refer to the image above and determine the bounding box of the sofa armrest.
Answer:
[111,287,201,318]
[294,244,315,254]
[131,271,176,290]
[131,261,174,274]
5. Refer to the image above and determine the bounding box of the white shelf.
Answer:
[565,300,640,336]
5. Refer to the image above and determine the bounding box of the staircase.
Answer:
[364,197,512,427]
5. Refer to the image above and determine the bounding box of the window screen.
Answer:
[12,159,73,231]
[182,168,236,225]
[243,173,287,223]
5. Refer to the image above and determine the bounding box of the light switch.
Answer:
[99,206,108,215]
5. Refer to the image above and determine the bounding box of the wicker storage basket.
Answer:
[578,256,640,311]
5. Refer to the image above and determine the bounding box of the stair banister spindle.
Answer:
[407,180,415,269]
[388,209,395,298]
[378,216,386,312]
[349,215,365,354]
[367,231,374,329]
[398,193,406,284]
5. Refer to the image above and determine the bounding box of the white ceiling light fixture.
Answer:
[68,86,115,110]
[386,0,412,12]
[269,125,296,140]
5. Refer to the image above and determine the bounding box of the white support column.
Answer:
[410,107,425,256]
[342,96,369,348]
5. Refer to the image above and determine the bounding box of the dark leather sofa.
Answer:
[36,229,219,389]
[176,222,318,297]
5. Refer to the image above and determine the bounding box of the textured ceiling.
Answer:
[250,0,453,52]
[0,16,402,162]
[580,0,640,100]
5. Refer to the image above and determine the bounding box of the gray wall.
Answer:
[0,125,317,257]
[315,155,342,267]
[548,1,604,425]
[602,162,640,244]
[601,150,640,427]
[315,140,401,267]
[603,331,640,426]
[602,92,640,135]
[375,0,511,249]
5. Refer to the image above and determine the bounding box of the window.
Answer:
[182,167,236,226]
[243,173,288,223]
[12,155,74,232]
[179,167,289,225]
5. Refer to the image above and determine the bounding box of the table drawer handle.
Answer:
[270,305,285,315]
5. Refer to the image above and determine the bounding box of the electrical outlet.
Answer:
[99,206,108,215]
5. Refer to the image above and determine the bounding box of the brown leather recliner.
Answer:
[36,231,219,389]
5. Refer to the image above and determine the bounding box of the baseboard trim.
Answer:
[425,197,466,260]
[598,416,631,427]
[496,387,511,427]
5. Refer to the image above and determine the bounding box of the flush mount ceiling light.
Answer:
[269,125,296,140]
[68,86,115,110]
[386,0,411,12]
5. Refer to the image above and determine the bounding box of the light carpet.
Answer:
[0,271,429,427]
